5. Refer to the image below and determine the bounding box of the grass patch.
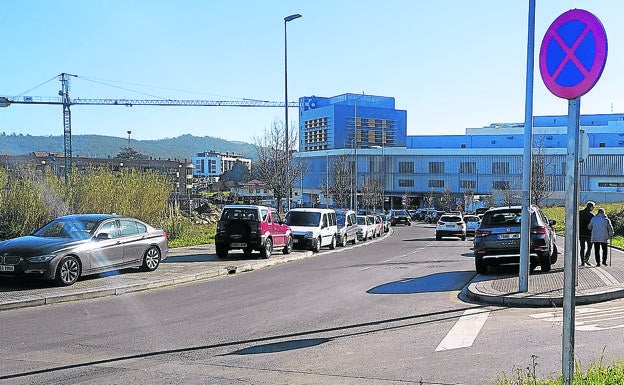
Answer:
[494,354,624,384]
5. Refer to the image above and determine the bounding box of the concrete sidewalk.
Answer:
[463,246,624,307]
[0,244,314,311]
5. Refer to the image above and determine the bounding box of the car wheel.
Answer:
[141,246,161,271]
[260,238,273,259]
[282,236,293,255]
[550,244,558,264]
[475,255,487,274]
[408,222,411,226]
[55,255,81,286]
[461,234,466,241]
[340,234,347,247]
[329,235,336,250]
[216,244,228,259]
[436,234,441,241]
[313,237,322,252]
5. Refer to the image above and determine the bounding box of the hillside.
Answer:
[0,133,258,160]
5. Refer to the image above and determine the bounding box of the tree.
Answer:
[254,120,305,213]
[360,177,383,212]
[115,147,149,159]
[440,186,453,212]
[319,154,352,209]
[530,143,553,206]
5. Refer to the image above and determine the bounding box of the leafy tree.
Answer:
[115,147,149,159]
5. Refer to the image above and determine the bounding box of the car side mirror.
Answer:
[96,233,111,240]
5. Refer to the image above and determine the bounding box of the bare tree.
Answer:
[531,143,553,206]
[319,154,352,209]
[440,186,453,212]
[254,120,305,213]
[361,176,383,212]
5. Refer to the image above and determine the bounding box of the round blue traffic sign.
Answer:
[539,9,607,99]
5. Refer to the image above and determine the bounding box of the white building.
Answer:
[192,150,252,183]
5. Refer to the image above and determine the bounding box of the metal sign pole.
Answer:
[563,97,580,385]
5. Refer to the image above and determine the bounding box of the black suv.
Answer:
[473,205,557,274]
[389,209,411,226]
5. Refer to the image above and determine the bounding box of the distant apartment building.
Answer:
[192,150,252,183]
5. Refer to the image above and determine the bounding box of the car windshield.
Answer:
[440,215,462,222]
[483,210,522,226]
[394,210,408,215]
[357,216,367,225]
[464,216,479,222]
[34,217,100,240]
[286,211,321,227]
[336,214,346,226]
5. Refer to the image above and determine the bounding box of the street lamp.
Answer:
[284,13,302,211]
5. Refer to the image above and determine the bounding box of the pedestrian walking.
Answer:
[587,207,614,266]
[578,201,595,266]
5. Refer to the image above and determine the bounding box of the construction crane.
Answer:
[0,73,299,178]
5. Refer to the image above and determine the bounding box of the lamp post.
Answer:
[284,13,302,211]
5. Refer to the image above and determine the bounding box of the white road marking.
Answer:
[530,305,624,331]
[435,308,490,351]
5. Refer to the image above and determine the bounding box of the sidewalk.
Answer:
[0,244,314,311]
[463,246,624,307]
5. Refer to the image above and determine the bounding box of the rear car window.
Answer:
[221,208,258,221]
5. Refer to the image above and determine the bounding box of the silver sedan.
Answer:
[0,214,168,286]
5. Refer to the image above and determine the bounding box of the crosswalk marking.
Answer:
[435,308,490,351]
[530,304,624,331]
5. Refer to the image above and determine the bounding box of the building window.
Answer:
[429,162,445,174]
[398,161,414,173]
[460,180,477,189]
[428,180,445,188]
[598,182,624,187]
[492,181,510,190]
[459,161,477,174]
[492,162,510,175]
[398,179,414,187]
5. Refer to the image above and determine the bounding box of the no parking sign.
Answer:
[539,9,607,99]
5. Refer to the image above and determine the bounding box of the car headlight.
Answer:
[304,231,314,239]
[26,254,56,263]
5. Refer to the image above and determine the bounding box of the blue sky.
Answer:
[1,1,623,143]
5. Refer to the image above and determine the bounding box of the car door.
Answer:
[91,219,124,269]
[119,219,148,264]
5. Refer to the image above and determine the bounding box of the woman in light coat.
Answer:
[588,207,614,266]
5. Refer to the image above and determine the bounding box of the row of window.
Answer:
[397,179,505,190]
[397,161,508,175]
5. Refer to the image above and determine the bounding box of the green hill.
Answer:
[0,132,258,160]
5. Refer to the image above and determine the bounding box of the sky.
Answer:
[2,1,623,144]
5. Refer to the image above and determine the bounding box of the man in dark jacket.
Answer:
[579,201,595,266]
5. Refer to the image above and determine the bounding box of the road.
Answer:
[1,224,624,384]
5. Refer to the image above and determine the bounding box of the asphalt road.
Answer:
[2,224,624,385]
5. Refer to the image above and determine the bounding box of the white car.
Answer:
[356,215,374,241]
[463,214,481,235]
[285,208,338,252]
[435,214,466,241]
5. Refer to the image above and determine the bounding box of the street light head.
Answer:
[284,13,302,22]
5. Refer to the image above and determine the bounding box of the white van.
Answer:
[285,208,338,252]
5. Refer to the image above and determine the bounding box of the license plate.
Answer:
[0,265,15,272]
[498,233,520,239]
[231,243,247,248]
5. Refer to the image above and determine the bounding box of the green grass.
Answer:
[541,204,624,249]
[494,355,624,384]
[167,223,215,248]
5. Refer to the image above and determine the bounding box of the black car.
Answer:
[388,209,411,226]
[473,205,557,274]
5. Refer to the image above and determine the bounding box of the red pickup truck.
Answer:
[215,205,293,259]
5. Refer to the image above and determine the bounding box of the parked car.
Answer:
[0,214,168,286]
[473,205,558,274]
[435,214,467,241]
[368,214,382,238]
[356,215,374,241]
[388,209,411,226]
[463,214,481,235]
[215,205,292,259]
[335,209,358,247]
[285,208,338,252]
